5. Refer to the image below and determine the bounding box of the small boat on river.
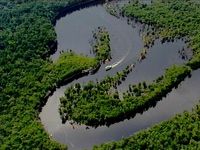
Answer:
[105,65,112,71]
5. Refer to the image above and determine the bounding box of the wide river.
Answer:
[40,1,200,150]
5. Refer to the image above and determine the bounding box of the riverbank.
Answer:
[53,0,105,25]
[93,103,200,149]
[59,65,191,126]
[38,51,99,112]
[122,0,200,69]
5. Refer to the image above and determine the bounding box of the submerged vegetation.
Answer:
[122,0,200,69]
[93,104,200,150]
[104,2,120,18]
[59,65,191,126]
[92,27,111,62]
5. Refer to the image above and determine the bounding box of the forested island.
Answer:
[0,0,200,149]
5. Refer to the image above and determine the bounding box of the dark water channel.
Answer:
[40,1,199,150]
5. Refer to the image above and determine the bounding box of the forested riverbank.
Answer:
[60,65,191,126]
[93,103,200,149]
[122,0,200,69]
[0,0,99,149]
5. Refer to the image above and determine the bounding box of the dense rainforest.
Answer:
[1,0,200,149]
[0,0,98,149]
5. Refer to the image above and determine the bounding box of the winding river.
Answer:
[40,1,200,150]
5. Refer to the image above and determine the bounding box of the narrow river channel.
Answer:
[40,1,200,150]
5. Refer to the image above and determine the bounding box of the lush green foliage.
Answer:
[92,27,111,62]
[52,51,97,83]
[93,104,200,150]
[0,0,97,149]
[59,65,191,126]
[2,0,200,149]
[122,0,200,69]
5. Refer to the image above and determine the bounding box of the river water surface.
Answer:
[40,1,200,150]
